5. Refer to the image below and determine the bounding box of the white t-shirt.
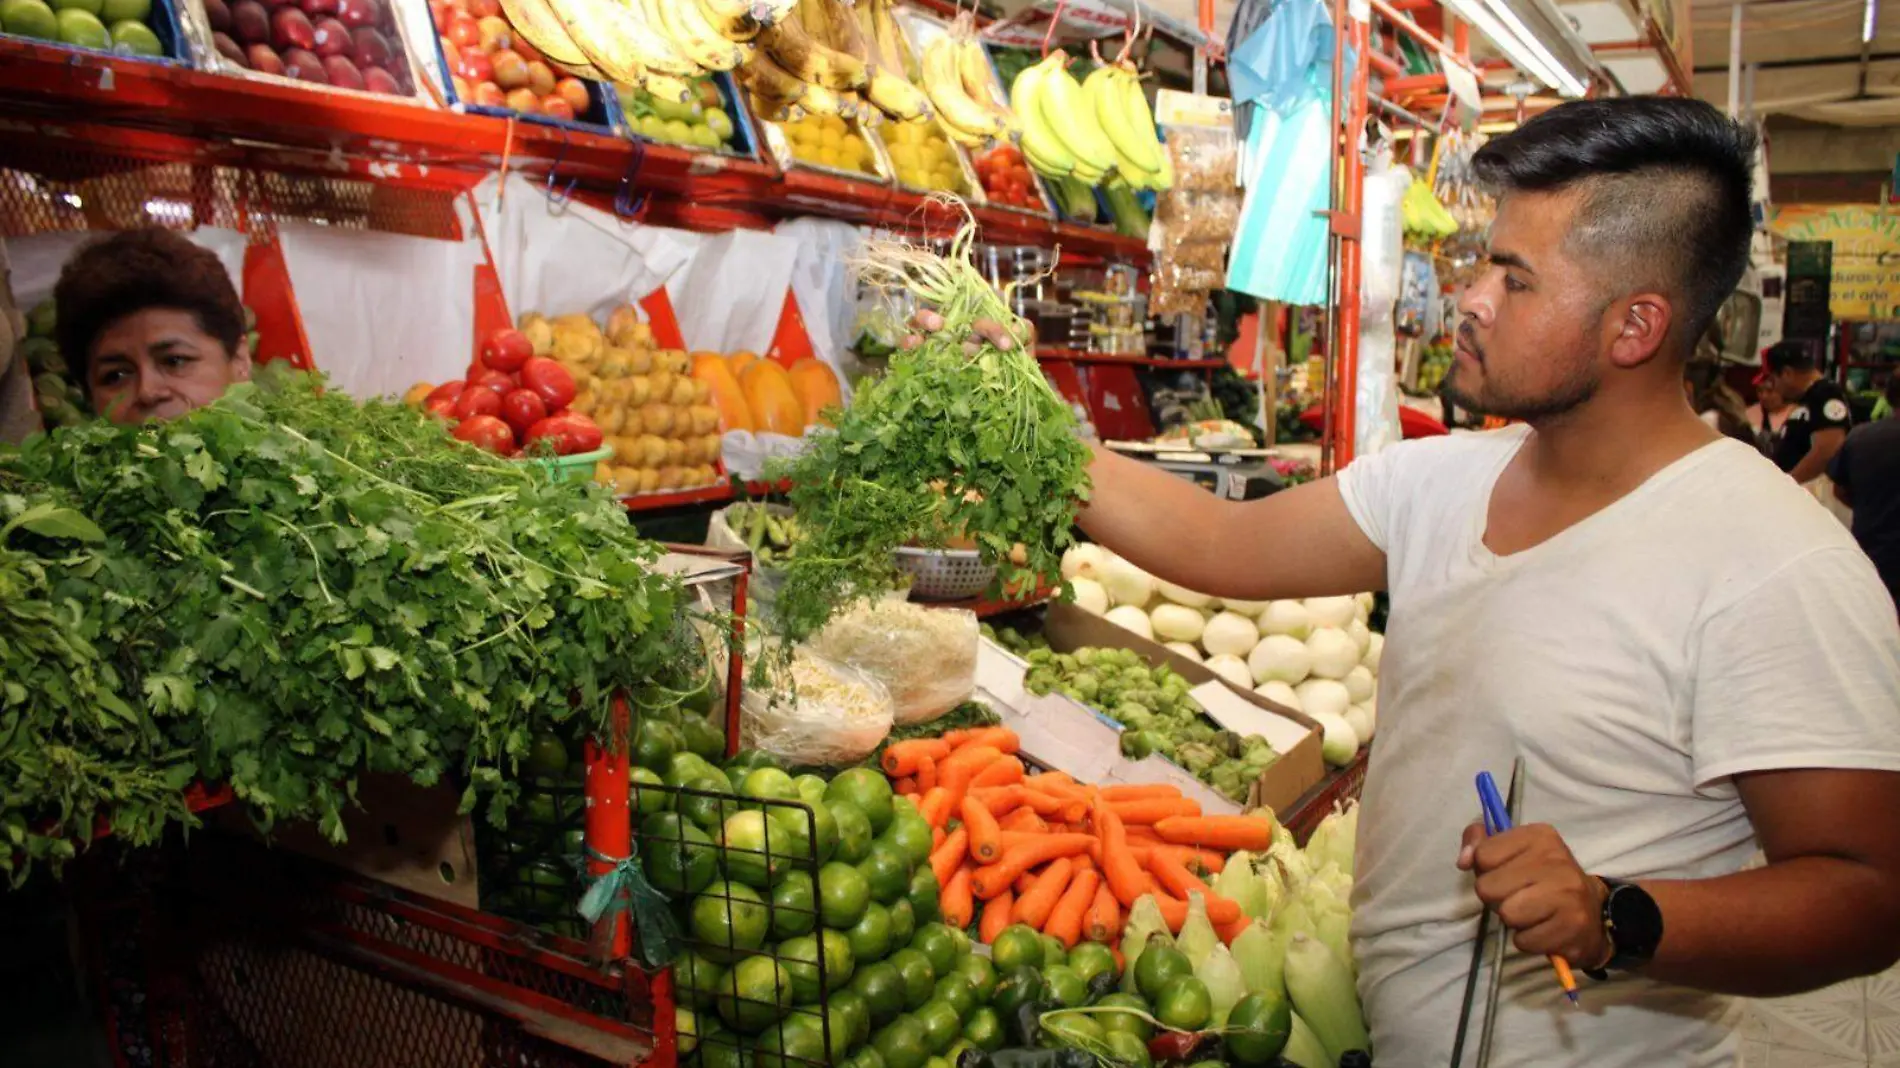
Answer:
[1335,425,1900,1068]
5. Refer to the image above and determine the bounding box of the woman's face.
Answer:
[87,308,251,425]
[1758,380,1785,412]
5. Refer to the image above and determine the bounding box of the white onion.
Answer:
[1150,603,1206,644]
[1164,642,1204,663]
[1247,634,1312,685]
[1060,544,1110,582]
[1345,617,1371,657]
[1343,705,1374,747]
[1201,611,1261,658]
[1294,678,1352,721]
[1104,604,1153,641]
[1100,556,1156,608]
[1258,600,1313,640]
[1362,632,1384,673]
[1305,627,1361,680]
[1205,653,1253,691]
[1341,665,1374,704]
[1304,596,1357,629]
[1307,708,1360,767]
[1220,598,1270,614]
[1355,592,1375,617]
[1254,679,1303,712]
[1069,577,1109,615]
[1156,579,1215,609]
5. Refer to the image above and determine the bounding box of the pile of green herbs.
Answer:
[768,209,1093,642]
[0,370,697,886]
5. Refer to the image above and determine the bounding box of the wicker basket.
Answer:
[893,547,996,601]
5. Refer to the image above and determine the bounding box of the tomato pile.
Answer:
[973,146,1044,212]
[418,328,605,457]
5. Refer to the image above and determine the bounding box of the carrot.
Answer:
[1095,800,1153,907]
[1216,914,1252,945]
[939,744,1004,777]
[893,776,918,796]
[970,835,1098,899]
[1129,843,1227,877]
[930,827,969,887]
[961,795,1004,863]
[979,890,1015,944]
[947,727,1020,755]
[996,831,1097,863]
[970,755,1025,790]
[918,787,954,829]
[1145,885,1243,927]
[1015,870,1038,894]
[1070,854,1094,874]
[1152,815,1275,852]
[882,738,951,777]
[999,807,1047,834]
[1101,784,1183,803]
[1012,858,1074,929]
[1124,825,1164,843]
[1044,869,1101,948]
[933,827,945,849]
[941,867,975,929]
[1109,797,1204,825]
[1145,846,1219,902]
[1085,883,1121,943]
[915,754,939,793]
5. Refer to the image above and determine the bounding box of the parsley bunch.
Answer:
[1,371,694,882]
[770,209,1092,641]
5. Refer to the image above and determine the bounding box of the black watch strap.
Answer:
[1584,877,1664,981]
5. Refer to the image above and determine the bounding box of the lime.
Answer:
[676,1007,701,1054]
[667,752,721,789]
[715,954,794,1033]
[886,897,916,947]
[640,813,717,896]
[54,6,106,48]
[521,791,564,827]
[681,714,724,760]
[828,988,874,1050]
[989,925,1044,974]
[793,774,829,806]
[887,947,936,1009]
[913,999,961,1054]
[526,732,570,778]
[1042,1010,1105,1050]
[989,966,1045,1017]
[769,871,817,939]
[724,749,781,774]
[848,960,906,1027]
[679,774,739,834]
[1042,964,1087,1008]
[829,800,874,864]
[858,844,911,905]
[631,720,683,772]
[1093,993,1154,1040]
[883,815,935,869]
[768,802,838,867]
[1134,940,1192,1001]
[779,929,855,1000]
[742,767,798,804]
[719,810,783,888]
[674,949,727,1009]
[1154,975,1211,1031]
[872,1016,929,1068]
[1223,992,1292,1065]
[845,901,894,962]
[906,867,941,925]
[1103,1029,1153,1068]
[953,954,996,1001]
[753,1013,827,1068]
[818,861,872,928]
[0,0,58,40]
[844,1047,887,1068]
[689,880,769,957]
[931,974,976,1020]
[1039,934,1068,970]
[826,768,895,834]
[697,1027,748,1068]
[961,1006,1004,1052]
[909,923,958,977]
[630,767,670,816]
[1065,941,1116,985]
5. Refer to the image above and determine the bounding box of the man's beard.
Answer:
[1439,322,1599,422]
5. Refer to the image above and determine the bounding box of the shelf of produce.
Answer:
[1036,348,1229,370]
[925,587,1056,618]
[619,483,734,513]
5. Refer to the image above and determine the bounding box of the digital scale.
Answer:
[1103,440,1289,501]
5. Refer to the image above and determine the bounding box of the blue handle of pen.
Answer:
[1476,772,1512,835]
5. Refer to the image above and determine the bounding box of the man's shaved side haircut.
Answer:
[1471,97,1757,352]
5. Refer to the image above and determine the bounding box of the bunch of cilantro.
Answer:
[0,370,695,883]
[769,212,1092,642]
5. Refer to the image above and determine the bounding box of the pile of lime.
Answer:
[1,0,164,56]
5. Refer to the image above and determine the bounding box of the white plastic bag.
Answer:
[807,601,978,726]
[740,649,894,767]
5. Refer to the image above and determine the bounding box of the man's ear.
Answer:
[231,335,254,382]
[1607,293,1673,370]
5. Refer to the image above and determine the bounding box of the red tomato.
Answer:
[518,356,577,410]
[523,412,601,455]
[481,328,534,373]
[553,411,602,452]
[424,396,459,421]
[499,388,548,436]
[425,380,465,405]
[452,414,516,454]
[452,386,502,421]
[471,368,517,394]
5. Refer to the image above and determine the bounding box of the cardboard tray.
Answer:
[0,0,190,66]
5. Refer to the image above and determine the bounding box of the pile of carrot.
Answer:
[882,727,1279,951]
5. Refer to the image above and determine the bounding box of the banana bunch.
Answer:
[1012,52,1172,192]
[738,0,882,122]
[916,12,1014,148]
[1402,177,1460,239]
[528,0,795,104]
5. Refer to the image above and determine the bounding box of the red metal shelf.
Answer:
[1037,348,1229,370]
[619,484,734,513]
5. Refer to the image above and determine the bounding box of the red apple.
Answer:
[350,26,391,67]
[364,66,401,94]
[282,47,328,82]
[449,73,470,98]
[511,36,541,64]
[429,0,450,32]
[212,31,245,62]
[523,59,553,97]
[466,0,499,16]
[437,36,459,67]
[539,94,573,121]
[310,15,349,56]
[231,0,269,43]
[300,0,339,16]
[457,48,490,85]
[504,87,538,113]
[336,0,380,27]
[445,13,479,49]
[271,7,316,52]
[471,81,506,107]
[204,0,232,29]
[323,54,364,88]
[475,13,509,51]
[555,76,587,114]
[489,48,526,89]
[245,42,284,73]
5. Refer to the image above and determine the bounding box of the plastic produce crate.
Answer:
[427,28,622,134]
[617,72,763,162]
[177,0,431,101]
[0,0,190,66]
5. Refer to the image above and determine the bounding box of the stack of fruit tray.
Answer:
[0,0,188,65]
[427,29,619,133]
[180,0,426,99]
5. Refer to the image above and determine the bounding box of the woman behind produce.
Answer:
[55,228,252,425]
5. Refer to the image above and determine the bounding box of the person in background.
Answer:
[1765,340,1852,483]
[53,228,251,425]
[1830,379,1900,606]
[1746,372,1791,458]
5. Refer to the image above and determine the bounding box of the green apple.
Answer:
[98,0,145,20]
[54,6,108,47]
[0,0,60,38]
[108,16,158,54]
[49,0,102,16]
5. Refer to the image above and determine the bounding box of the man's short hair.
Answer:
[1472,97,1757,352]
[54,228,245,396]
[1764,341,1816,375]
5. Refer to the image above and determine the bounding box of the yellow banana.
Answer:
[605,0,701,78]
[1120,66,1170,188]
[865,64,931,122]
[1035,53,1116,174]
[921,37,1001,141]
[542,0,647,83]
[1088,65,1160,178]
[737,49,811,103]
[695,0,760,42]
[956,35,1013,134]
[497,0,590,70]
[748,89,800,122]
[640,69,694,104]
[648,0,745,71]
[1011,59,1075,176]
[760,16,868,89]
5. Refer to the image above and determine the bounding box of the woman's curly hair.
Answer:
[54,229,245,390]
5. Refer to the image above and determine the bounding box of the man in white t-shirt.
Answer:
[1072,97,1900,1066]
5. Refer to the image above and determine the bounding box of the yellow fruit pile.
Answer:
[883,120,967,193]
[781,113,877,174]
[518,307,723,496]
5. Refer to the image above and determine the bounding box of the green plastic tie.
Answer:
[579,845,681,970]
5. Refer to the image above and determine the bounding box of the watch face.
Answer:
[1607,882,1664,964]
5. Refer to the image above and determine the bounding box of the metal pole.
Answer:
[1727,3,1741,116]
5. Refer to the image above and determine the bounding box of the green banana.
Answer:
[1035,54,1117,175]
[1011,60,1076,177]
[1087,65,1161,178]
[1119,65,1170,189]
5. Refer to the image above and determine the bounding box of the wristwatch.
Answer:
[1584,877,1664,980]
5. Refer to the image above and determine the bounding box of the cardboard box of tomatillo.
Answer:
[974,602,1325,816]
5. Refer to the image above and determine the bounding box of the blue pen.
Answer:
[1476,771,1582,1007]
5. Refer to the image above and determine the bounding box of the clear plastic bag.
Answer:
[807,600,977,726]
[740,649,895,767]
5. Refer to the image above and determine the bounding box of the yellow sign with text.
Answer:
[1769,204,1900,321]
